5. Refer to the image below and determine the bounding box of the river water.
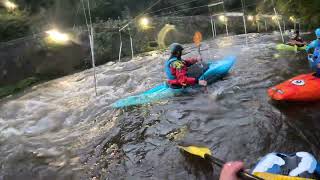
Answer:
[1,33,320,180]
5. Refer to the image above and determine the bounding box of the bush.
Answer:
[0,77,39,98]
[0,12,30,42]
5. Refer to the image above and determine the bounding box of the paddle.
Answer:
[193,31,203,58]
[179,145,264,180]
[193,31,208,93]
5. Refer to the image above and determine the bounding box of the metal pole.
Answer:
[89,26,98,96]
[130,36,134,59]
[264,20,267,32]
[257,21,260,32]
[243,15,248,45]
[274,8,284,43]
[81,0,90,32]
[210,16,215,39]
[225,21,229,36]
[241,0,248,45]
[283,20,286,33]
[128,26,134,59]
[222,0,228,36]
[85,0,98,96]
[214,20,217,36]
[118,31,123,62]
[294,22,296,31]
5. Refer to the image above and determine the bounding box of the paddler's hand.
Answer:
[219,161,244,180]
[198,80,207,86]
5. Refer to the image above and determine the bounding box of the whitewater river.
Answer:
[1,33,320,180]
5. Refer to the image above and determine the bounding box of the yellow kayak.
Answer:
[276,44,306,51]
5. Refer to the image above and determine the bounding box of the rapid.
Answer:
[1,33,320,180]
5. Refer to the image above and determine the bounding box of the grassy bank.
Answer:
[0,77,39,98]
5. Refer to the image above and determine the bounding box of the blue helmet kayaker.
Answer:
[306,28,320,77]
[306,28,320,54]
[165,43,207,88]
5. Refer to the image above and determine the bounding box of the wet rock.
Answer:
[166,126,188,141]
[122,144,138,153]
[144,122,178,137]
[166,110,184,121]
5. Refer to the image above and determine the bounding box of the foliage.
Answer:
[257,0,320,28]
[0,10,30,41]
[94,30,119,64]
[0,77,39,98]
[15,0,55,15]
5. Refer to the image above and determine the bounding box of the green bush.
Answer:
[0,77,39,98]
[0,12,30,42]
[94,31,115,64]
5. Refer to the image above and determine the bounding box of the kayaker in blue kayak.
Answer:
[219,152,320,180]
[306,28,320,77]
[165,43,208,88]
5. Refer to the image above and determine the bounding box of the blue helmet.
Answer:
[169,43,184,54]
[315,28,320,38]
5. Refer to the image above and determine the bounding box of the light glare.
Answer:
[219,15,227,22]
[139,17,150,29]
[4,0,17,10]
[272,15,278,21]
[45,29,70,44]
[289,16,295,22]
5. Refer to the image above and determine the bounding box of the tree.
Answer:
[257,0,320,28]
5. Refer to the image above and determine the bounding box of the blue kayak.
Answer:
[112,56,236,108]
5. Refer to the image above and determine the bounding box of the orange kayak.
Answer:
[268,73,320,101]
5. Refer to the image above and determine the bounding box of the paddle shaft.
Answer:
[204,154,264,180]
[196,44,208,93]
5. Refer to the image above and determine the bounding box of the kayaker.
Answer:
[287,30,305,47]
[306,28,320,77]
[219,161,244,180]
[165,43,208,88]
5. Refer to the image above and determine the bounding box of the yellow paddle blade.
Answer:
[178,146,212,158]
[254,172,315,180]
[193,31,203,47]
